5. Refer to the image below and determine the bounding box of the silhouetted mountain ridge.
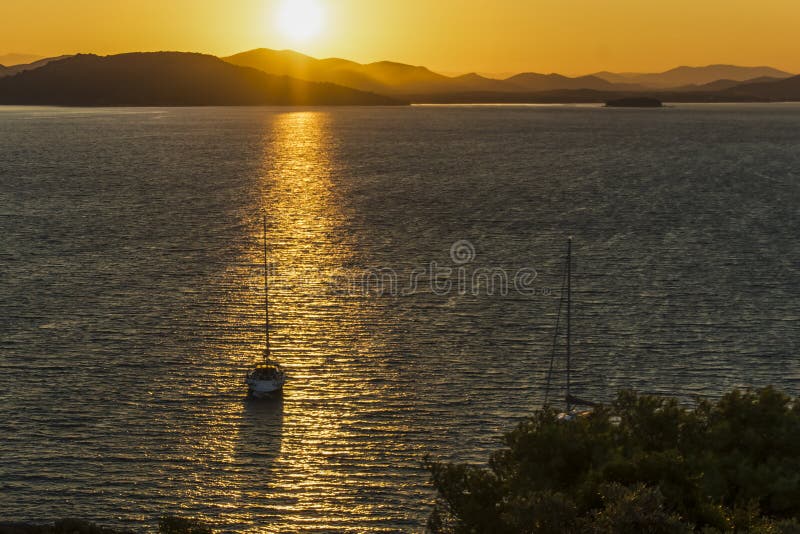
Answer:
[0,55,73,78]
[224,48,455,94]
[0,52,405,106]
[1,49,798,106]
[224,49,797,100]
[504,72,644,92]
[593,64,793,88]
[671,76,785,92]
[228,49,648,95]
[722,74,800,100]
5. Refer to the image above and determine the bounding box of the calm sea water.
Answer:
[1,104,799,532]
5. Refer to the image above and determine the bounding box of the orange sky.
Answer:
[1,0,799,75]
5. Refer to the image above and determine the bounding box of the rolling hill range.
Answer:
[721,74,800,100]
[224,49,798,102]
[224,49,649,95]
[224,48,482,95]
[0,48,797,106]
[504,72,641,92]
[593,65,793,88]
[670,76,785,92]
[0,52,405,106]
[404,75,800,104]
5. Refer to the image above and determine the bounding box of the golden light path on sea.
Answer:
[181,111,398,531]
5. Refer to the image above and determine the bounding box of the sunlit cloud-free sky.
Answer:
[2,0,799,75]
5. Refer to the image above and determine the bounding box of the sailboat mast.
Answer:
[566,237,572,412]
[263,214,271,362]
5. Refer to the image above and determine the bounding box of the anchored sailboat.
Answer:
[245,214,287,398]
[544,237,596,419]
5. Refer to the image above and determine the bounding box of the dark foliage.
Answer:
[158,517,212,534]
[0,517,212,534]
[427,387,800,533]
[0,520,129,534]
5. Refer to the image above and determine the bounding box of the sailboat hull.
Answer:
[246,377,286,398]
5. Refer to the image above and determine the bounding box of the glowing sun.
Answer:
[276,0,325,43]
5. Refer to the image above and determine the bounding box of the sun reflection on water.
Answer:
[189,111,405,531]
[257,111,382,530]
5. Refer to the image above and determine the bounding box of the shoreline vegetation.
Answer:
[427,387,800,533]
[4,388,798,533]
[0,50,798,106]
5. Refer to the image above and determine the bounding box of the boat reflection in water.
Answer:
[233,396,285,515]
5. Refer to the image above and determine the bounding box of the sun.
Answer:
[276,0,325,43]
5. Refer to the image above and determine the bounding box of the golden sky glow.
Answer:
[1,0,799,75]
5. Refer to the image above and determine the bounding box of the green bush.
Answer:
[427,387,800,533]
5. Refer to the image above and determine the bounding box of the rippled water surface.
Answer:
[1,104,799,532]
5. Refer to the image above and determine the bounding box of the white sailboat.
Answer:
[544,237,596,420]
[245,214,287,398]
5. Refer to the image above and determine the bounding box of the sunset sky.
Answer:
[2,0,799,75]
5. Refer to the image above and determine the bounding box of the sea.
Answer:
[1,104,798,532]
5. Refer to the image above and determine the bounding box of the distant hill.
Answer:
[672,76,785,92]
[414,66,798,103]
[504,72,642,92]
[409,88,765,105]
[225,48,458,95]
[226,49,800,101]
[0,52,405,106]
[2,49,796,105]
[223,48,648,96]
[450,72,516,92]
[593,65,793,88]
[722,74,800,101]
[0,55,73,78]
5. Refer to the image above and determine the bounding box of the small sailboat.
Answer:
[544,237,596,420]
[245,214,287,398]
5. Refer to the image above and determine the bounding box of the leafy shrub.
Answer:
[427,387,800,533]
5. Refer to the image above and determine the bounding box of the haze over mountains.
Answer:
[593,65,792,88]
[0,48,798,106]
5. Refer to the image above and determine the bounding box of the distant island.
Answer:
[0,50,798,106]
[605,97,663,107]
